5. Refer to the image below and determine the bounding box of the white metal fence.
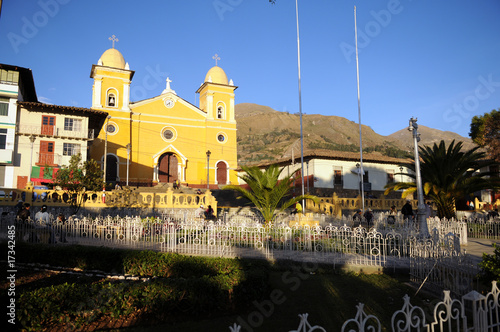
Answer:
[3,213,465,268]
[230,281,500,332]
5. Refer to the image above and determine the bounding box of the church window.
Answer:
[163,130,174,140]
[217,132,227,143]
[107,92,117,107]
[106,123,116,134]
[217,105,224,119]
[161,127,176,142]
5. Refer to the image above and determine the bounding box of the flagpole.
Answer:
[354,6,365,213]
[295,0,305,209]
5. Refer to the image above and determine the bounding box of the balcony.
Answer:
[16,124,94,140]
[0,149,13,163]
[35,152,61,166]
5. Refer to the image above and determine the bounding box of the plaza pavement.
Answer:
[463,238,500,265]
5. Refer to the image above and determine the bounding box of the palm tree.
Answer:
[223,164,318,224]
[385,140,500,219]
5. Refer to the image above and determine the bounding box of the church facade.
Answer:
[89,47,238,188]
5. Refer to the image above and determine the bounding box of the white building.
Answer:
[243,150,411,198]
[0,64,37,188]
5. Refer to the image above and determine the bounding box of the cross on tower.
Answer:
[109,35,119,48]
[166,77,172,90]
[212,54,220,66]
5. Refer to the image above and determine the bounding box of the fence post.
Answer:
[462,290,487,331]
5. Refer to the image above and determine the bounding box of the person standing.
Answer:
[401,200,414,222]
[35,205,50,224]
[17,203,31,221]
[364,208,374,226]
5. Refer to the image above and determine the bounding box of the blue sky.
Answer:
[1,0,499,138]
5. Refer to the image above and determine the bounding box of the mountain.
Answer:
[235,103,476,165]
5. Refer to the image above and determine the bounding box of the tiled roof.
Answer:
[245,149,411,168]
[18,101,108,117]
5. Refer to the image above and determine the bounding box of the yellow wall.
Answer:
[89,53,238,187]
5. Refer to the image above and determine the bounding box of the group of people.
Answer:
[352,200,435,226]
[194,204,215,220]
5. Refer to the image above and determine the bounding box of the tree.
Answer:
[52,154,104,214]
[223,164,318,224]
[470,109,500,162]
[384,140,500,219]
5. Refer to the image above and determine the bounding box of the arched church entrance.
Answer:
[106,155,118,184]
[216,161,227,185]
[158,152,178,183]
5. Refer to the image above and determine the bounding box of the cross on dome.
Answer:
[109,35,119,49]
[212,54,220,66]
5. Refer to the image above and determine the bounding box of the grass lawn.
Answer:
[129,265,435,331]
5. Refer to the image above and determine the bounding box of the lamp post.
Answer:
[28,135,36,184]
[408,117,429,237]
[399,166,404,184]
[126,143,131,187]
[103,116,111,193]
[356,162,361,205]
[206,150,211,190]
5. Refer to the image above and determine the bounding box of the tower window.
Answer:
[107,93,116,107]
[217,105,224,119]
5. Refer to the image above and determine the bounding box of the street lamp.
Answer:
[356,162,362,205]
[103,116,111,185]
[28,135,36,184]
[399,166,404,183]
[206,150,211,189]
[126,143,131,187]
[408,117,429,237]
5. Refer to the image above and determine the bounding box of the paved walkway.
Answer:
[463,238,500,265]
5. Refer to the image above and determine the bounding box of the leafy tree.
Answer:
[223,164,318,224]
[52,154,104,214]
[470,109,500,162]
[384,140,500,219]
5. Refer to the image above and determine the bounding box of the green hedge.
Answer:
[14,243,270,331]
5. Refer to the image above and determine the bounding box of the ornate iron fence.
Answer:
[230,281,500,332]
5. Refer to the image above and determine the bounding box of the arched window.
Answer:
[107,91,117,107]
[217,105,224,119]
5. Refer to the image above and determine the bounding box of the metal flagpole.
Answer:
[295,0,305,210]
[354,6,365,213]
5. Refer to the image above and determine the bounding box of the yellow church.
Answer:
[89,45,238,188]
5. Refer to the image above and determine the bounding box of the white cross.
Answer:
[212,53,220,66]
[109,35,119,48]
[166,77,172,90]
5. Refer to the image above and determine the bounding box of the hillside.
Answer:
[235,103,476,165]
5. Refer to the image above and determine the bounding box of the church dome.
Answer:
[99,48,126,69]
[204,66,228,85]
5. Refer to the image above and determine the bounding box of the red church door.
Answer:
[158,153,178,183]
[216,161,227,185]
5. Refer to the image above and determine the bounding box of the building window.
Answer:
[334,167,343,187]
[63,143,81,156]
[217,105,224,119]
[0,129,6,149]
[387,170,395,184]
[163,129,174,140]
[161,127,176,142]
[217,133,227,143]
[64,118,82,131]
[107,92,116,107]
[0,97,8,116]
